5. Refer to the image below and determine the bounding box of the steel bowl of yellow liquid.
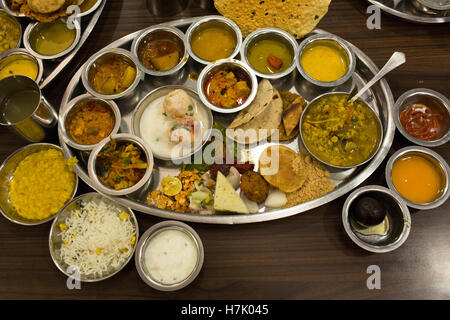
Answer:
[0,49,44,84]
[23,17,81,60]
[296,34,356,88]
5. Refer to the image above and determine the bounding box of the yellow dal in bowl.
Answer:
[0,55,38,80]
[190,23,237,61]
[8,149,77,221]
[301,41,349,82]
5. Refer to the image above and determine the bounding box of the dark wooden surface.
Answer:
[1,0,449,300]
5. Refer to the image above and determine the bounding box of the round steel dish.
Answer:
[366,0,450,24]
[135,220,204,291]
[59,93,122,152]
[59,17,395,225]
[49,192,139,282]
[393,88,449,147]
[197,58,258,114]
[131,25,188,77]
[240,27,298,80]
[23,18,82,60]
[0,143,78,226]
[342,185,411,253]
[385,146,450,210]
[131,85,213,161]
[0,48,44,84]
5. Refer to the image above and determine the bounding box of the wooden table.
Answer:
[1,0,449,300]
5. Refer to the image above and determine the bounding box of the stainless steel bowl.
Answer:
[131,85,213,162]
[0,9,22,50]
[185,15,242,65]
[299,92,384,169]
[0,143,78,226]
[385,146,449,210]
[131,25,188,77]
[135,220,204,291]
[23,18,81,60]
[0,48,44,84]
[59,93,122,152]
[394,88,449,147]
[197,58,258,114]
[240,27,298,80]
[75,0,103,17]
[49,192,139,282]
[87,133,154,197]
[342,185,411,253]
[296,34,356,88]
[82,48,142,100]
[0,0,25,17]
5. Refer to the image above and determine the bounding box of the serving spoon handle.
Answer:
[350,52,406,103]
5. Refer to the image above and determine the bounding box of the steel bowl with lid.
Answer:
[59,93,122,152]
[23,18,81,60]
[87,133,154,197]
[135,220,204,291]
[0,48,44,84]
[296,33,356,88]
[185,15,242,65]
[0,143,78,226]
[82,48,142,100]
[394,88,449,147]
[197,58,258,114]
[131,25,188,77]
[49,192,139,282]
[342,185,411,253]
[385,146,449,210]
[240,27,298,80]
[131,85,213,162]
[299,92,383,169]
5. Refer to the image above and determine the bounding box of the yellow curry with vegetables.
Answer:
[301,93,381,167]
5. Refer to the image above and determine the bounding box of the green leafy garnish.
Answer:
[122,157,131,165]
[188,105,193,111]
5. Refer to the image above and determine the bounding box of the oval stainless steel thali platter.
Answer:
[59,17,395,224]
[366,0,450,24]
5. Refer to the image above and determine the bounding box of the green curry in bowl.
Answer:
[300,93,382,168]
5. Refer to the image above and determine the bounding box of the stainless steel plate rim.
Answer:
[58,18,395,225]
[342,185,411,253]
[366,0,450,24]
[48,191,139,282]
[0,143,79,226]
[135,220,204,291]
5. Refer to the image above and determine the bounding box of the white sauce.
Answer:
[144,229,198,285]
[139,93,210,160]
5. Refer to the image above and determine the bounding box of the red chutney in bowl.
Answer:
[399,103,445,141]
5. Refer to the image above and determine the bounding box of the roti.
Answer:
[228,79,273,129]
[259,145,307,193]
[231,88,283,144]
[214,0,331,39]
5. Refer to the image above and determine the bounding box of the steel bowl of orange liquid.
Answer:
[385,146,449,210]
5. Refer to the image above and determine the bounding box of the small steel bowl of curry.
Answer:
[88,133,154,197]
[0,2,25,18]
[394,88,449,147]
[241,27,298,80]
[385,146,450,210]
[0,9,22,54]
[131,26,188,77]
[23,17,81,60]
[0,48,44,84]
[185,15,242,65]
[75,0,103,17]
[197,58,258,114]
[59,93,122,152]
[82,48,142,100]
[299,92,383,169]
[296,34,356,88]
